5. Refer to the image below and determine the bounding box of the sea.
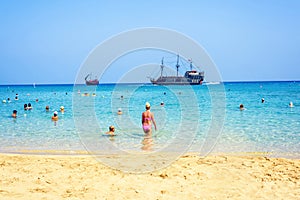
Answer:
[0,81,299,158]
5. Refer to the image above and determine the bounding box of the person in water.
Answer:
[12,110,17,118]
[60,106,65,113]
[240,104,245,111]
[24,104,28,110]
[51,111,58,121]
[106,125,116,136]
[117,108,122,115]
[142,102,157,133]
[27,103,33,110]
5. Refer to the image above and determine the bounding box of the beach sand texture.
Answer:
[0,153,299,199]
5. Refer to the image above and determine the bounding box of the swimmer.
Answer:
[92,93,96,96]
[7,98,11,103]
[261,98,265,103]
[51,111,58,121]
[15,96,18,100]
[35,99,39,102]
[240,104,245,111]
[106,125,116,136]
[12,110,17,118]
[289,102,294,108]
[117,108,122,115]
[120,95,124,99]
[160,102,164,106]
[142,102,157,133]
[60,106,65,113]
[27,103,32,110]
[24,104,28,110]
[45,105,50,112]
[2,99,6,103]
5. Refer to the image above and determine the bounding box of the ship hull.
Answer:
[85,80,99,85]
[150,75,203,85]
[151,81,201,85]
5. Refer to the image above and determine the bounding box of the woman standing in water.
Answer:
[141,102,157,134]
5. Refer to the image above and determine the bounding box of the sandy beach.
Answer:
[0,153,299,200]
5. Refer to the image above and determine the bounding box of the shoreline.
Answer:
[1,149,299,159]
[1,152,299,199]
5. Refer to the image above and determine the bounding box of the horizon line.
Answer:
[0,80,300,86]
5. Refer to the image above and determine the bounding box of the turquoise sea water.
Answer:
[0,82,299,158]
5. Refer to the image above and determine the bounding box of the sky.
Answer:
[0,0,299,84]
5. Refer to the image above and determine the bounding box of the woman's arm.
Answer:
[151,113,157,131]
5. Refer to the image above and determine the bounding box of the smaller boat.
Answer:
[85,74,99,85]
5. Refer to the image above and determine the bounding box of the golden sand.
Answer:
[0,153,299,199]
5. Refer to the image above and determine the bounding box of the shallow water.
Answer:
[0,82,299,158]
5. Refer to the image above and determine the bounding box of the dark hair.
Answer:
[54,113,57,117]
[24,104,28,108]
[13,110,17,114]
[28,103,31,107]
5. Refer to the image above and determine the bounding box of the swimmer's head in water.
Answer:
[109,125,115,131]
[239,104,244,110]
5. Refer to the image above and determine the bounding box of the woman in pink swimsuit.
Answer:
[142,102,157,133]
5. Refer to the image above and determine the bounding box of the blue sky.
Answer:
[0,0,299,84]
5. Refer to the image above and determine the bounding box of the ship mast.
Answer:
[160,57,164,78]
[176,54,180,77]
